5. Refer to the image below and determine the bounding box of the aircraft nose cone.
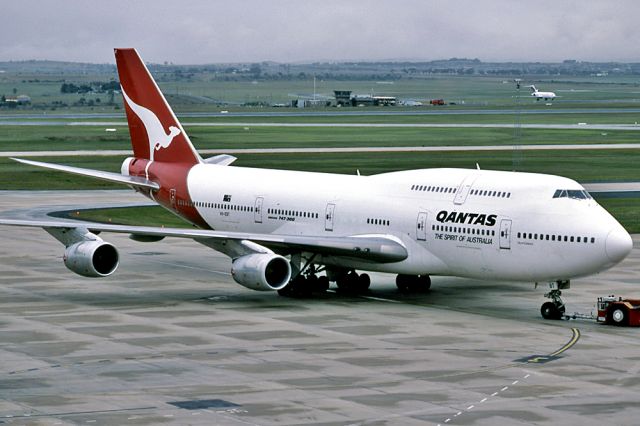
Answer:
[605,228,633,263]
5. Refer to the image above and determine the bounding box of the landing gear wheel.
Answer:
[419,275,431,291]
[396,274,431,293]
[358,273,371,292]
[278,275,312,298]
[396,274,410,292]
[315,276,330,292]
[608,306,629,326]
[336,271,369,293]
[541,282,568,320]
[336,273,352,291]
[541,301,564,320]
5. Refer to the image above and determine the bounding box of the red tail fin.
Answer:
[114,48,201,165]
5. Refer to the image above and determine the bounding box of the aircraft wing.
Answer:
[0,218,408,263]
[10,158,160,190]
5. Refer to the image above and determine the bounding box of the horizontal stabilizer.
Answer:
[203,154,237,166]
[11,158,159,190]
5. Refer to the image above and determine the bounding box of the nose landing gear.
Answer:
[540,280,570,320]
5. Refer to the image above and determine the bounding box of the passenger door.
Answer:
[325,203,336,231]
[254,197,264,223]
[416,212,427,241]
[170,188,177,210]
[499,219,512,249]
[454,174,478,205]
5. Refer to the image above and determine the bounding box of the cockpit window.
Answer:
[553,189,592,200]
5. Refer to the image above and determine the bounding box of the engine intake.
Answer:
[231,253,291,291]
[64,240,119,277]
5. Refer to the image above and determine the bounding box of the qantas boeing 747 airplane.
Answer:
[0,49,633,321]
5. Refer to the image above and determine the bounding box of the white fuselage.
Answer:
[184,164,630,282]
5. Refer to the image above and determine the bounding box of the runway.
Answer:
[2,143,640,158]
[0,190,639,425]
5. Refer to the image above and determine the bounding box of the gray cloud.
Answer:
[1,0,638,63]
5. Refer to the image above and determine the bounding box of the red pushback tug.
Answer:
[597,296,640,326]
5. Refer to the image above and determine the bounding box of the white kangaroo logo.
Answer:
[121,87,181,161]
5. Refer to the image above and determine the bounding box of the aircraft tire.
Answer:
[419,275,431,291]
[541,302,563,320]
[358,273,371,292]
[315,276,330,292]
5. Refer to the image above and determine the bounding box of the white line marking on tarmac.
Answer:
[480,398,488,403]
[360,295,402,303]
[467,405,474,410]
[501,386,509,392]
[326,289,402,303]
[139,258,231,275]
[512,380,519,385]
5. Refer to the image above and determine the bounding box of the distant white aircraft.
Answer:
[529,85,556,101]
[0,49,633,322]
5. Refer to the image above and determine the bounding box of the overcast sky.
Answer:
[1,0,638,64]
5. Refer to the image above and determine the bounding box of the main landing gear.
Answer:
[278,268,370,297]
[540,280,569,320]
[277,271,330,298]
[335,270,371,293]
[396,274,431,293]
[277,258,330,298]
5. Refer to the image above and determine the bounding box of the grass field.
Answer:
[0,123,638,152]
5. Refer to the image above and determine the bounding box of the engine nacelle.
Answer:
[63,240,119,278]
[231,253,291,291]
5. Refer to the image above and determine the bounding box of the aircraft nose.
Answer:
[605,228,633,263]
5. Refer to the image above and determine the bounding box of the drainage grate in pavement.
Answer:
[168,399,240,410]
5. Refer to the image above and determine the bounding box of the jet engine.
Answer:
[231,253,291,291]
[63,240,119,277]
